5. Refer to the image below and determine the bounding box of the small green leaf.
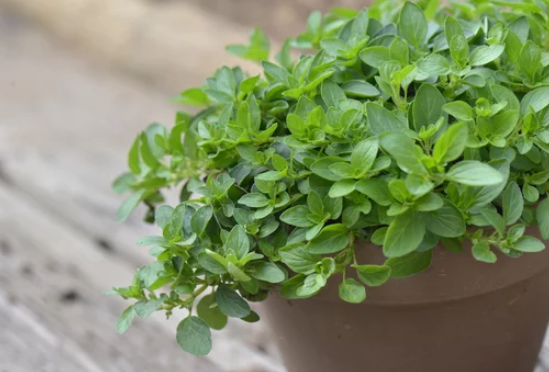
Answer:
[469,44,505,66]
[117,190,146,222]
[412,83,446,131]
[537,198,549,240]
[134,297,165,318]
[226,225,250,259]
[176,316,212,356]
[279,244,320,274]
[502,182,523,225]
[216,284,251,318]
[422,203,466,238]
[446,161,504,186]
[238,193,270,208]
[399,1,428,49]
[379,132,424,173]
[472,241,497,263]
[442,101,473,121]
[197,294,228,331]
[386,250,432,278]
[321,80,346,107]
[116,306,135,334]
[365,103,406,135]
[329,179,357,198]
[354,265,391,287]
[342,81,380,98]
[351,137,379,172]
[433,123,468,164]
[280,206,314,227]
[252,262,285,283]
[308,224,350,254]
[384,211,425,258]
[339,279,366,304]
[514,236,545,252]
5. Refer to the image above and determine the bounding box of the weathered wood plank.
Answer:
[0,181,283,372]
[0,186,221,372]
[0,295,98,372]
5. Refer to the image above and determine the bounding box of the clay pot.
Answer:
[263,231,549,372]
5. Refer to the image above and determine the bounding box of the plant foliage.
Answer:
[110,0,549,355]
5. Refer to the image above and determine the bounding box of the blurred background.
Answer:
[0,0,548,371]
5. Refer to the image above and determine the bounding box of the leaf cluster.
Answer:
[111,0,549,356]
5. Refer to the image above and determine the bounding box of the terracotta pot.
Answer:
[263,231,549,372]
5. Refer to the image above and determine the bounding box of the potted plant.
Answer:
[110,0,549,371]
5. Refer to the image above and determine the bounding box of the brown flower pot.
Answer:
[263,233,549,372]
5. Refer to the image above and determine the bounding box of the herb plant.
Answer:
[111,0,549,356]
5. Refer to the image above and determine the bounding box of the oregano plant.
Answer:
[110,0,549,356]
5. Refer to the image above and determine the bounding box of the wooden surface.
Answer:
[0,2,548,372]
[0,9,281,372]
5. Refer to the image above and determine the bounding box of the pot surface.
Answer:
[262,233,549,372]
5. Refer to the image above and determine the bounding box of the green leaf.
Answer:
[238,193,270,208]
[216,284,251,318]
[433,123,468,164]
[445,16,464,47]
[226,225,250,259]
[155,205,174,228]
[196,294,228,331]
[308,224,350,254]
[514,236,545,252]
[502,182,523,225]
[311,157,345,181]
[228,262,251,282]
[380,132,424,173]
[279,274,307,299]
[521,87,549,115]
[117,190,146,222]
[418,54,451,75]
[384,211,425,258]
[198,252,227,274]
[128,136,141,174]
[365,103,407,135]
[355,179,392,206]
[422,203,466,238]
[329,179,357,198]
[472,241,497,263]
[116,306,135,334]
[339,279,366,304]
[359,46,391,69]
[342,81,380,98]
[279,244,320,274]
[354,265,391,287]
[280,206,314,227]
[136,235,166,246]
[133,297,165,318]
[442,101,473,121]
[351,137,378,172]
[412,83,446,131]
[520,41,542,80]
[399,1,428,49]
[321,80,346,107]
[469,44,505,66]
[176,316,212,356]
[446,161,504,186]
[191,206,213,236]
[537,198,549,240]
[175,88,209,106]
[226,27,270,61]
[252,262,285,283]
[480,210,505,238]
[386,250,432,278]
